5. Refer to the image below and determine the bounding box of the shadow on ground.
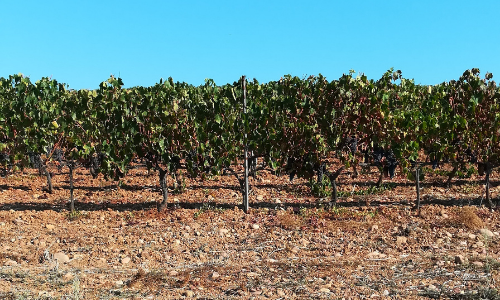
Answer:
[1,194,498,214]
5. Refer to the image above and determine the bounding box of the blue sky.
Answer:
[1,0,499,90]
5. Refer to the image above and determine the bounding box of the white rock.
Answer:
[219,228,229,234]
[183,290,194,297]
[319,288,331,293]
[13,219,25,225]
[299,238,310,246]
[121,257,131,264]
[371,225,378,231]
[115,280,124,287]
[45,224,55,230]
[251,224,260,230]
[53,252,70,263]
[472,261,484,267]
[367,251,382,258]
[479,229,494,238]
[396,236,407,246]
[455,255,467,265]
[4,259,17,266]
[211,272,220,279]
[63,273,74,281]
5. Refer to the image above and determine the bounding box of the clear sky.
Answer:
[1,0,499,90]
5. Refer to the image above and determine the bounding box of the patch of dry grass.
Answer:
[453,206,484,229]
[126,268,191,291]
[275,211,304,230]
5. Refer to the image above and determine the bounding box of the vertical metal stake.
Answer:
[486,165,491,207]
[416,164,420,216]
[242,76,249,213]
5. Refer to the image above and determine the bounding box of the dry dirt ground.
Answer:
[0,162,499,299]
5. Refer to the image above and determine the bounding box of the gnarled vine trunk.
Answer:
[158,168,168,211]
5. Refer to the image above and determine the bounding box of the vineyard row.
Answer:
[0,68,499,211]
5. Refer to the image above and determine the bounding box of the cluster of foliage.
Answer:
[0,69,499,211]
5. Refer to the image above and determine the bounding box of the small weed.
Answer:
[8,175,24,182]
[68,275,82,300]
[482,256,500,274]
[427,167,448,177]
[364,209,379,218]
[124,211,135,222]
[9,291,32,300]
[0,269,15,281]
[426,164,477,179]
[458,183,478,194]
[194,203,225,219]
[324,206,378,221]
[309,178,395,199]
[66,210,86,221]
[309,177,331,198]
[298,206,308,217]
[357,183,395,196]
[329,205,348,216]
[442,287,500,300]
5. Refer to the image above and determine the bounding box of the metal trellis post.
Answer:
[242,76,249,213]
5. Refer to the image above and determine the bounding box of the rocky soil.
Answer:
[0,163,499,299]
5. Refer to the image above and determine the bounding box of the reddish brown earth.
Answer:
[0,163,499,299]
